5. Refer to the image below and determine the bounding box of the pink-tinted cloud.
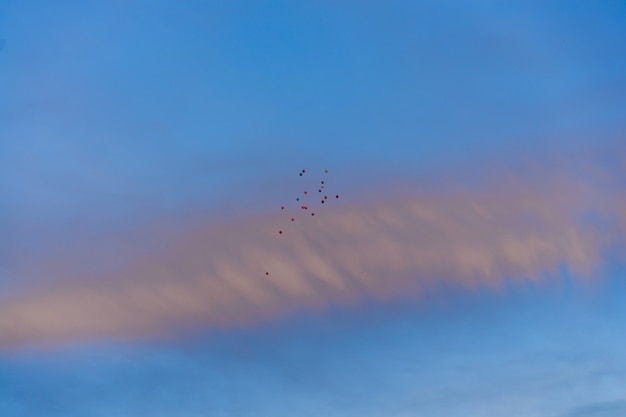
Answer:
[0,147,624,349]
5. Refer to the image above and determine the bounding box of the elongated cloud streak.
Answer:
[0,148,624,349]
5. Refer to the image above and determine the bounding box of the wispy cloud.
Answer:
[0,146,624,349]
[558,401,626,417]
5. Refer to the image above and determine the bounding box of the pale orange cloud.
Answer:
[0,147,624,349]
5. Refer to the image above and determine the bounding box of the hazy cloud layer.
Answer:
[0,148,624,349]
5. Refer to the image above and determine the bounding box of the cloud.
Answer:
[0,146,624,349]
[558,401,626,417]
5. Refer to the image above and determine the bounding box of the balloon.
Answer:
[265,272,269,275]
[296,197,300,201]
[291,218,295,221]
[304,191,308,194]
[281,205,285,209]
[324,169,328,173]
[336,194,339,198]
[279,230,283,234]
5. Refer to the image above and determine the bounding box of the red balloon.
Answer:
[291,218,295,221]
[324,196,327,199]
[279,230,283,234]
[302,169,306,173]
[336,194,339,198]
[281,205,285,209]
[304,191,308,194]
[265,272,269,275]
[311,212,315,216]
[321,200,325,204]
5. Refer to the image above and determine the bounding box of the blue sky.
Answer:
[2,274,626,417]
[2,1,625,222]
[1,1,626,416]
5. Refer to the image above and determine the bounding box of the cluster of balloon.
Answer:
[264,168,340,276]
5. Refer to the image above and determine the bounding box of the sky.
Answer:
[1,1,626,416]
